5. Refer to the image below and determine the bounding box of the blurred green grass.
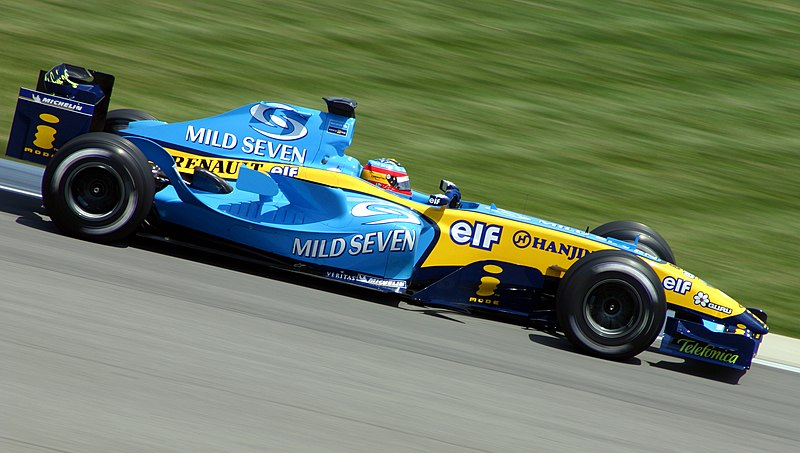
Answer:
[2,0,798,335]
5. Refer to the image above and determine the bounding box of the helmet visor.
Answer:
[393,175,411,192]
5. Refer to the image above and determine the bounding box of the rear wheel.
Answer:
[104,108,157,133]
[591,220,675,264]
[42,132,155,243]
[557,250,666,360]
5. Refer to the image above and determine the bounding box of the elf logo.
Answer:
[662,276,692,295]
[450,220,502,251]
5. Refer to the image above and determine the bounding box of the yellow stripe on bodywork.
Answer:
[166,148,289,178]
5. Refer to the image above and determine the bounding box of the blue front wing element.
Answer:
[660,317,762,370]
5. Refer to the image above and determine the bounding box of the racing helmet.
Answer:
[42,63,105,104]
[361,158,412,196]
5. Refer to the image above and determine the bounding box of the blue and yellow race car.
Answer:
[6,64,769,370]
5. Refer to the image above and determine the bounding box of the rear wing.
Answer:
[5,65,114,165]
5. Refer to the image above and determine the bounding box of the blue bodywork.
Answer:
[123,102,436,288]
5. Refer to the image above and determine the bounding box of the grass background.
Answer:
[1,1,798,335]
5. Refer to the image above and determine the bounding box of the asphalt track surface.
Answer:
[1,162,799,452]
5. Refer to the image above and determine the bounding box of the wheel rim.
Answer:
[583,279,644,339]
[65,162,125,221]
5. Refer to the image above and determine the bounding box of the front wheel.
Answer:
[42,132,155,243]
[557,250,666,360]
[591,220,675,264]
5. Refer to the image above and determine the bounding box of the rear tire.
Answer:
[42,132,155,243]
[104,108,157,133]
[591,220,675,264]
[557,250,666,360]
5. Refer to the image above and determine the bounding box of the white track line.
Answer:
[0,184,40,198]
[753,358,800,374]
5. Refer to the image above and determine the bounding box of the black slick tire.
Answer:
[591,220,675,264]
[557,250,666,360]
[41,132,155,243]
[104,109,158,133]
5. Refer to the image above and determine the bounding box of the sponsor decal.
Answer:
[172,152,243,178]
[31,92,85,112]
[427,194,449,206]
[693,291,732,315]
[675,338,739,364]
[512,230,589,261]
[471,264,502,306]
[450,220,502,251]
[327,118,349,136]
[168,148,284,179]
[662,276,692,295]
[241,137,306,162]
[249,103,308,141]
[469,297,500,306]
[21,113,61,160]
[33,113,59,151]
[22,146,56,159]
[185,125,307,164]
[512,231,532,248]
[476,264,502,297]
[537,219,587,236]
[292,229,416,258]
[490,207,533,222]
[185,126,237,149]
[325,271,407,290]
[351,202,421,225]
[270,165,299,178]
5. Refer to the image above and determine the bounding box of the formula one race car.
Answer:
[5,64,769,370]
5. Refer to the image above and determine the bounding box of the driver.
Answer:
[360,158,412,197]
[360,158,461,208]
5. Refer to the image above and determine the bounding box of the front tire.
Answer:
[557,250,666,360]
[42,132,155,243]
[591,220,675,264]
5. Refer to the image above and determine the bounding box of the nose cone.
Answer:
[649,262,769,335]
[740,307,769,335]
[705,288,769,335]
